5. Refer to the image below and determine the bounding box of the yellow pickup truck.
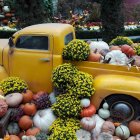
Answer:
[0,23,140,121]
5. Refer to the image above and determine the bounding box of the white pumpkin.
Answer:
[80,117,96,131]
[97,132,113,140]
[105,50,128,65]
[5,93,23,107]
[22,135,36,140]
[91,114,105,140]
[33,108,56,132]
[76,129,91,140]
[81,98,90,108]
[89,41,109,52]
[115,125,130,140]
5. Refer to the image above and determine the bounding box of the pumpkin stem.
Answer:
[94,48,98,54]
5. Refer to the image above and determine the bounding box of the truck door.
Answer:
[8,34,53,93]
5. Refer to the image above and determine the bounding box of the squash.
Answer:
[128,117,140,135]
[115,125,130,140]
[26,127,40,136]
[80,104,96,117]
[7,122,20,135]
[5,93,23,107]
[48,92,56,104]
[22,90,33,103]
[110,45,121,51]
[9,135,20,140]
[80,98,90,108]
[88,50,102,62]
[101,121,115,135]
[22,135,36,140]
[133,55,140,67]
[18,115,33,130]
[0,99,8,117]
[33,91,44,100]
[33,108,56,132]
[105,50,128,65]
[80,117,96,131]
[127,136,136,140]
[76,129,91,140]
[23,103,37,116]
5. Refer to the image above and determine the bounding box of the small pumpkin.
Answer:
[121,44,135,57]
[115,125,130,140]
[127,136,136,140]
[26,127,40,136]
[128,117,140,135]
[80,98,90,108]
[23,103,37,116]
[9,135,20,140]
[22,90,33,104]
[110,45,121,51]
[18,115,33,130]
[98,132,113,140]
[80,104,96,117]
[113,136,121,140]
[133,55,140,67]
[22,135,36,140]
[5,93,23,107]
[80,117,96,131]
[101,121,115,135]
[7,122,20,135]
[0,99,8,117]
[33,91,44,100]
[105,50,128,65]
[76,129,91,140]
[136,134,140,140]
[88,50,102,62]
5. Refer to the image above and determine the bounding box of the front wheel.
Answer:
[103,94,140,122]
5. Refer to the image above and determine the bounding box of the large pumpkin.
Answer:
[128,117,140,135]
[80,104,96,117]
[22,90,33,103]
[23,103,37,116]
[0,99,8,117]
[18,115,33,130]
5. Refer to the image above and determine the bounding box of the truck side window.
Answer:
[16,36,48,50]
[65,32,73,45]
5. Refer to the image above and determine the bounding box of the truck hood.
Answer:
[0,39,9,65]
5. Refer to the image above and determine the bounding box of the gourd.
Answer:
[80,117,96,131]
[113,136,121,140]
[98,102,110,119]
[48,92,56,104]
[127,136,136,140]
[128,117,140,135]
[5,93,23,107]
[101,121,115,135]
[115,125,130,140]
[22,135,36,140]
[105,50,128,65]
[98,132,113,140]
[26,127,40,136]
[89,41,109,52]
[110,45,121,51]
[33,108,56,132]
[121,45,135,57]
[0,99,8,117]
[22,90,33,103]
[23,103,37,116]
[7,122,20,135]
[76,129,91,140]
[133,55,140,67]
[18,115,33,130]
[81,98,90,108]
[80,104,96,117]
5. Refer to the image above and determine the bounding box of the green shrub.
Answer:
[134,44,140,56]
[109,36,134,46]
[51,94,82,118]
[52,63,78,93]
[63,39,90,61]
[68,71,95,98]
[0,77,28,95]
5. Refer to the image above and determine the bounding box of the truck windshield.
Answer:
[16,35,48,50]
[64,32,73,45]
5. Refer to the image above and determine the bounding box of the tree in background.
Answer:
[4,0,53,28]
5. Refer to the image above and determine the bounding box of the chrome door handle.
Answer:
[40,58,50,62]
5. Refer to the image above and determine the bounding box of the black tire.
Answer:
[102,94,140,122]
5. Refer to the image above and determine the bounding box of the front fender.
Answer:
[91,74,140,109]
[0,66,8,81]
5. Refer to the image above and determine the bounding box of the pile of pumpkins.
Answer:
[0,90,140,140]
[87,41,140,67]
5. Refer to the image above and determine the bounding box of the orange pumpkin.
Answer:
[22,89,33,103]
[26,127,40,136]
[121,45,135,57]
[88,51,102,62]
[5,13,13,17]
[33,91,45,100]
[110,46,121,51]
[10,135,20,140]
[80,104,96,117]
[23,103,37,116]
[18,115,33,130]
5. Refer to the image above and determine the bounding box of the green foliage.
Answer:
[68,71,95,98]
[51,94,82,118]
[134,44,140,56]
[0,77,28,95]
[110,36,134,46]
[52,63,78,93]
[63,39,90,61]
[36,132,48,140]
[48,118,80,140]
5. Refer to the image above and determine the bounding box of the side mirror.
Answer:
[8,37,14,48]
